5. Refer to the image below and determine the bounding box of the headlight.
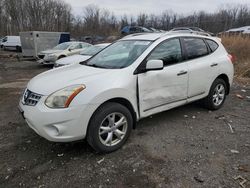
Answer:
[45,85,85,108]
[45,54,57,60]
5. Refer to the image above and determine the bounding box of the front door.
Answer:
[138,38,188,117]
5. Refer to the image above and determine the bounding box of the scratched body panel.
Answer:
[138,62,188,117]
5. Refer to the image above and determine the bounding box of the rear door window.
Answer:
[183,38,208,60]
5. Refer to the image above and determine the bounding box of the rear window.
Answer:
[206,39,219,52]
[183,38,208,59]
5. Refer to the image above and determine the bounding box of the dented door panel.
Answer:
[138,63,188,117]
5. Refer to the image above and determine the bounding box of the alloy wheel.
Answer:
[212,83,225,106]
[98,112,128,147]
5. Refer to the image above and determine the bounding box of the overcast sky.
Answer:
[64,0,250,17]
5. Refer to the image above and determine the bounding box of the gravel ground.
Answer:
[0,51,250,188]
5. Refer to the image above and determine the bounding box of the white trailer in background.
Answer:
[19,31,70,58]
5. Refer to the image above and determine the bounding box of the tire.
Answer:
[16,46,22,52]
[87,102,133,153]
[58,55,66,59]
[202,78,227,110]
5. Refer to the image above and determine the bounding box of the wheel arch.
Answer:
[216,74,230,95]
[58,54,66,59]
[87,97,138,133]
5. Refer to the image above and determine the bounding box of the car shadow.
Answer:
[17,101,206,158]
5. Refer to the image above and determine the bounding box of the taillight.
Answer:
[228,54,235,63]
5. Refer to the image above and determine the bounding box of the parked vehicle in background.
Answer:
[0,36,22,52]
[37,42,92,65]
[106,36,120,42]
[54,43,111,68]
[121,26,153,35]
[19,32,234,153]
[170,27,215,36]
[225,26,250,34]
[20,31,70,58]
[147,27,164,32]
[80,35,105,44]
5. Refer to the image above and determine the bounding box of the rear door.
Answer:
[181,37,219,100]
[138,38,188,117]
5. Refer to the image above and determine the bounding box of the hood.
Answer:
[27,64,110,95]
[56,55,91,65]
[39,49,63,55]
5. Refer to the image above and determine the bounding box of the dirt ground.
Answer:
[0,50,250,188]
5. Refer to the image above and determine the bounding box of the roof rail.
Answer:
[121,32,159,39]
[168,30,211,36]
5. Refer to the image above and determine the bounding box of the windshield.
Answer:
[84,40,151,69]
[53,42,72,50]
[2,37,7,42]
[80,45,104,56]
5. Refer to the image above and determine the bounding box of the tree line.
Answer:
[0,0,250,38]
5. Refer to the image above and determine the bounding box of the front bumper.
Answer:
[37,55,57,65]
[18,97,97,142]
[37,59,55,65]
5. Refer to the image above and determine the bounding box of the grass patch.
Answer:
[221,35,250,79]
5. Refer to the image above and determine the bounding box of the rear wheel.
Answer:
[16,46,22,52]
[202,78,227,110]
[87,102,133,153]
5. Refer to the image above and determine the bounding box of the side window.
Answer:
[137,27,143,32]
[129,27,136,33]
[147,38,183,66]
[71,43,81,49]
[206,39,219,52]
[81,43,91,48]
[183,38,208,59]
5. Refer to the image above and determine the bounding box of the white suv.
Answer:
[19,32,234,153]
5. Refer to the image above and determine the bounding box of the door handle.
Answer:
[210,63,218,67]
[177,70,188,76]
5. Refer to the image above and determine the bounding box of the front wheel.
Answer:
[58,55,66,59]
[87,102,133,153]
[202,78,227,110]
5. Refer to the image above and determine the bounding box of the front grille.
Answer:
[22,89,42,106]
[38,55,45,59]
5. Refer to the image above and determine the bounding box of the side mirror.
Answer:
[146,60,164,71]
[68,48,72,51]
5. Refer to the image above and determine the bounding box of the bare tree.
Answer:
[0,1,250,38]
